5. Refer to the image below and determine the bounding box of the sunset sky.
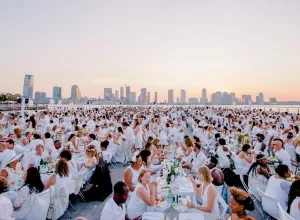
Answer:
[1,0,300,101]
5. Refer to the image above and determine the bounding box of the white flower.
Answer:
[174,168,179,174]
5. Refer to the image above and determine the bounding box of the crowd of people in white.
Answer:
[0,106,300,220]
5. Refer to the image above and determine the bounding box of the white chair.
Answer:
[216,193,229,220]
[257,188,279,219]
[239,174,264,217]
[278,202,295,220]
[67,180,77,212]
[50,184,71,220]
[26,186,52,220]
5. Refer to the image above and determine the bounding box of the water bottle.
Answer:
[296,167,300,177]
[167,188,173,206]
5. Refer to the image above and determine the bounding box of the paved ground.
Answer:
[59,163,264,220]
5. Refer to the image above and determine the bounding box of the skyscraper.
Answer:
[125,86,131,104]
[154,92,158,103]
[104,88,113,101]
[168,89,174,104]
[200,88,208,104]
[120,87,124,99]
[71,85,81,102]
[258,92,264,104]
[241,94,252,104]
[147,92,150,104]
[129,92,136,104]
[23,75,34,99]
[115,90,119,100]
[180,89,186,104]
[40,92,46,103]
[140,88,147,104]
[34,91,41,104]
[211,91,222,105]
[52,86,62,102]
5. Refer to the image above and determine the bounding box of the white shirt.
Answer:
[13,144,30,155]
[183,151,206,174]
[100,198,126,220]
[27,139,43,151]
[89,140,101,153]
[0,194,13,220]
[275,148,291,169]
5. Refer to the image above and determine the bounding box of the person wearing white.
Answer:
[27,134,43,151]
[0,176,13,220]
[263,164,291,214]
[127,170,157,219]
[182,143,206,174]
[272,138,291,169]
[100,181,133,220]
[287,180,300,220]
[88,134,101,153]
[186,165,220,218]
[12,167,44,219]
[44,159,72,190]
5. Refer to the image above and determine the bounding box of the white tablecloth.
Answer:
[142,212,205,220]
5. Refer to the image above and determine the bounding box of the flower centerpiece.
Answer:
[163,159,181,185]
[267,156,283,166]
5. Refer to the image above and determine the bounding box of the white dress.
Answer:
[127,183,150,219]
[197,183,220,218]
[134,126,143,149]
[114,135,126,163]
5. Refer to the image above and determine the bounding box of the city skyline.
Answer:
[19,74,290,104]
[1,1,300,101]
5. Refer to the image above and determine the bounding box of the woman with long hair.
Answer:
[127,169,157,219]
[287,180,300,219]
[12,167,44,219]
[229,187,255,220]
[186,165,220,217]
[80,145,99,181]
[134,119,143,150]
[44,159,71,190]
[246,153,270,200]
[124,152,144,193]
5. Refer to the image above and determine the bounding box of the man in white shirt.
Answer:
[182,142,206,174]
[100,181,141,220]
[88,134,101,153]
[272,138,292,169]
[5,139,30,155]
[27,134,43,151]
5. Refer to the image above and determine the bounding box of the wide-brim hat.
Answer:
[1,150,23,169]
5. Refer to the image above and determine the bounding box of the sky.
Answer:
[0,0,300,101]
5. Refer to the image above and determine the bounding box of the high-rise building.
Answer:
[120,87,124,99]
[23,75,34,99]
[200,88,208,104]
[129,92,136,104]
[140,88,147,104]
[180,89,186,104]
[71,85,81,102]
[168,89,174,104]
[269,97,277,104]
[40,92,46,103]
[52,86,62,102]
[154,92,158,103]
[176,97,180,104]
[104,88,113,101]
[147,92,150,104]
[34,91,41,104]
[211,91,222,105]
[258,92,264,104]
[115,90,119,100]
[230,92,236,104]
[126,86,131,104]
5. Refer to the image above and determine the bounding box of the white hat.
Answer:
[1,150,23,169]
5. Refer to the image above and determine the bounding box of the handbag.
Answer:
[46,187,55,219]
